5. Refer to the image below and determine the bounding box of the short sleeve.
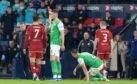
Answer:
[58,22,64,31]
[78,58,85,66]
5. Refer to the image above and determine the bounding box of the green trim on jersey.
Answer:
[78,52,103,68]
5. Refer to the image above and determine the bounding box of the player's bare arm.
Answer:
[73,63,89,81]
[61,30,65,51]
[81,64,89,81]
[93,38,98,54]
[45,10,52,33]
[73,64,81,76]
[110,39,113,58]
[45,19,51,33]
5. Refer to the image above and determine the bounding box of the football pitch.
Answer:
[0,79,137,84]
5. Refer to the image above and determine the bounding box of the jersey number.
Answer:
[103,33,108,42]
[34,29,39,38]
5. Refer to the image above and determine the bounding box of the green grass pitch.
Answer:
[0,79,137,84]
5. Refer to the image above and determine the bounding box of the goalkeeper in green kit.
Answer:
[71,49,109,81]
[47,9,65,81]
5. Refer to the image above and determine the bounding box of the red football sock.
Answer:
[30,62,36,75]
[36,64,41,77]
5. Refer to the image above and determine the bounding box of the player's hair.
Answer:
[133,30,137,36]
[134,30,137,33]
[29,1,33,3]
[33,16,39,22]
[7,6,12,9]
[51,9,59,14]
[84,32,89,35]
[114,34,122,41]
[71,49,78,54]
[106,11,111,14]
[99,21,107,26]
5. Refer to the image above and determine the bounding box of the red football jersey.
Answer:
[24,24,47,53]
[95,28,113,52]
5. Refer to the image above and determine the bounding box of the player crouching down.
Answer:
[71,49,109,81]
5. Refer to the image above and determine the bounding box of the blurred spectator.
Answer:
[0,43,5,73]
[13,23,26,50]
[49,0,87,6]
[85,23,98,40]
[77,0,88,4]
[13,23,30,78]
[37,2,48,25]
[24,0,31,3]
[50,0,60,9]
[129,13,137,30]
[64,28,74,50]
[63,18,71,30]
[71,23,79,48]
[103,11,114,28]
[0,0,10,17]
[1,7,17,40]
[110,35,127,78]
[5,40,18,73]
[128,30,137,80]
[61,0,72,5]
[12,0,20,12]
[71,5,87,24]
[0,43,3,61]
[0,28,4,39]
[78,32,93,53]
[76,23,85,43]
[32,0,41,9]
[44,0,51,6]
[25,2,36,25]
[16,1,26,27]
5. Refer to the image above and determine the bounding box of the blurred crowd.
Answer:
[49,0,137,7]
[0,0,137,79]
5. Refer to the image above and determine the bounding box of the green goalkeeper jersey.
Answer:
[49,19,64,46]
[78,52,103,68]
